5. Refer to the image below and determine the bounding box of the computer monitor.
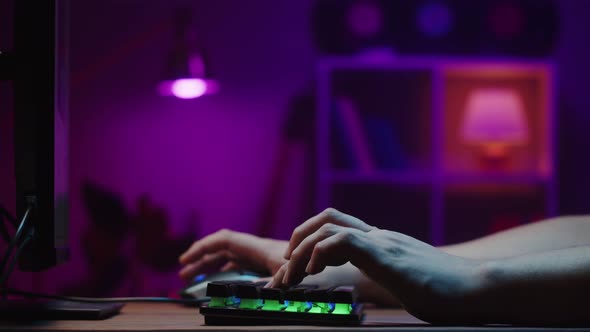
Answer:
[10,0,70,271]
[0,1,124,320]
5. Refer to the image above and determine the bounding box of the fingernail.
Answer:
[305,263,311,274]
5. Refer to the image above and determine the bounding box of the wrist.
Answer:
[460,259,505,323]
[419,258,494,324]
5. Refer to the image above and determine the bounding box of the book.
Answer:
[332,97,375,174]
[363,114,407,170]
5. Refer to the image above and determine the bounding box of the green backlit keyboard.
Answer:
[199,281,364,326]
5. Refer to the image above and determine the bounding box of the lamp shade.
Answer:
[157,9,218,99]
[460,88,528,145]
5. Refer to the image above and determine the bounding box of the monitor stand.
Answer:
[0,299,124,320]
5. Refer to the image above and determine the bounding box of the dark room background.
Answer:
[1,0,590,297]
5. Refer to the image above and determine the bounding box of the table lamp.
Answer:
[460,88,529,163]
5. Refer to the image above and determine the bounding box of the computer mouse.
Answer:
[179,270,266,300]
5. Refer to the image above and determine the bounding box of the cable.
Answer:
[1,289,210,305]
[1,239,210,304]
[0,198,35,280]
[0,215,10,243]
[0,204,17,243]
[0,205,17,227]
[0,230,33,287]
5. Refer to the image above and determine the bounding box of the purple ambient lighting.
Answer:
[158,78,218,99]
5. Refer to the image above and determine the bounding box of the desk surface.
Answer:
[0,303,589,332]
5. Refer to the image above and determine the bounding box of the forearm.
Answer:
[441,216,590,260]
[468,245,590,325]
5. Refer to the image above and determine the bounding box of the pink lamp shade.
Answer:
[460,88,529,159]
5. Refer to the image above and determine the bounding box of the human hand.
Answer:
[178,229,287,282]
[270,208,483,323]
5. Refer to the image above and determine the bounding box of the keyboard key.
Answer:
[235,284,263,309]
[206,281,233,297]
[259,288,284,301]
[330,286,357,304]
[260,288,286,311]
[235,284,259,299]
[329,286,357,315]
[205,281,235,307]
[305,288,334,314]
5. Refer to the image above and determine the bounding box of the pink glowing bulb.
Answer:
[170,78,207,99]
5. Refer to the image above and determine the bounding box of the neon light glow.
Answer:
[261,299,285,311]
[239,298,263,310]
[208,297,227,307]
[332,303,353,315]
[308,302,331,314]
[284,301,307,312]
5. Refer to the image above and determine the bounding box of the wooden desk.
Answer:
[0,303,589,332]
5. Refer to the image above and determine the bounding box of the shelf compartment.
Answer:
[331,184,431,242]
[329,68,433,172]
[443,184,548,244]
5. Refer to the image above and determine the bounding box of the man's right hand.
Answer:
[178,229,288,282]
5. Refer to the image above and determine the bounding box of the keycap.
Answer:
[330,286,357,304]
[205,281,233,297]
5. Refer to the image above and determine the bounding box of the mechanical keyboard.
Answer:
[199,281,364,326]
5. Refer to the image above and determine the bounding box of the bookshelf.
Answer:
[315,57,556,245]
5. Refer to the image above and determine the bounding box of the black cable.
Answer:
[0,205,17,227]
[1,289,210,305]
[0,230,33,287]
[0,215,10,243]
[0,201,34,279]
[0,204,17,243]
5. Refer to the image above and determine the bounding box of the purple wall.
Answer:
[62,0,316,294]
[1,0,590,295]
[554,0,590,214]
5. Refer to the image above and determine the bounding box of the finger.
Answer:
[178,251,233,281]
[179,253,225,281]
[267,263,288,288]
[306,229,365,275]
[256,276,272,284]
[283,223,343,286]
[179,229,235,265]
[220,261,240,272]
[179,263,203,282]
[284,208,373,259]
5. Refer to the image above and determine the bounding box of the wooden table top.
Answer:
[0,302,589,332]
